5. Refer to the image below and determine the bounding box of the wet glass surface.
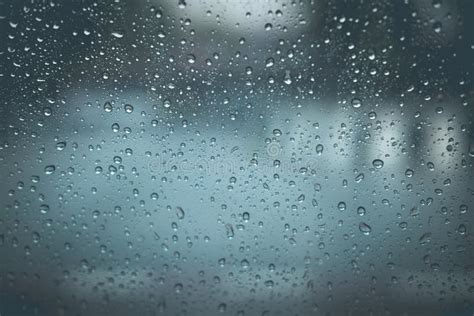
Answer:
[1,1,474,315]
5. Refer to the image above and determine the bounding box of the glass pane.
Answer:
[1,1,473,315]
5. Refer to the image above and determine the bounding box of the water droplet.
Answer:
[124,104,134,113]
[419,232,432,245]
[218,303,227,313]
[359,222,372,235]
[266,57,274,67]
[174,283,183,293]
[372,159,384,169]
[178,0,186,9]
[163,99,171,108]
[316,144,324,155]
[338,201,346,211]
[32,232,41,243]
[111,31,124,38]
[225,224,234,239]
[351,98,362,108]
[432,0,442,8]
[176,207,185,220]
[187,54,196,64]
[104,101,113,112]
[355,173,364,183]
[218,258,226,267]
[39,204,49,214]
[44,165,56,174]
[56,142,66,151]
[284,70,292,85]
[111,123,120,132]
[240,259,249,269]
[158,31,166,38]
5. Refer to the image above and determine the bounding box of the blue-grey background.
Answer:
[1,0,474,315]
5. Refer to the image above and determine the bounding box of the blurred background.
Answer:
[1,0,474,315]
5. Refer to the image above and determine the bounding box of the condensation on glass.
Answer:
[0,1,473,316]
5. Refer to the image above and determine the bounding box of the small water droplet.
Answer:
[124,104,134,113]
[225,224,234,239]
[338,201,346,211]
[284,70,292,85]
[419,232,432,245]
[178,0,186,9]
[111,31,124,38]
[44,165,56,174]
[163,99,171,108]
[56,142,66,151]
[218,303,227,313]
[351,98,362,108]
[39,204,49,214]
[372,159,384,169]
[104,101,113,112]
[266,57,274,67]
[187,54,196,64]
[176,207,185,220]
[316,144,324,155]
[359,222,372,235]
